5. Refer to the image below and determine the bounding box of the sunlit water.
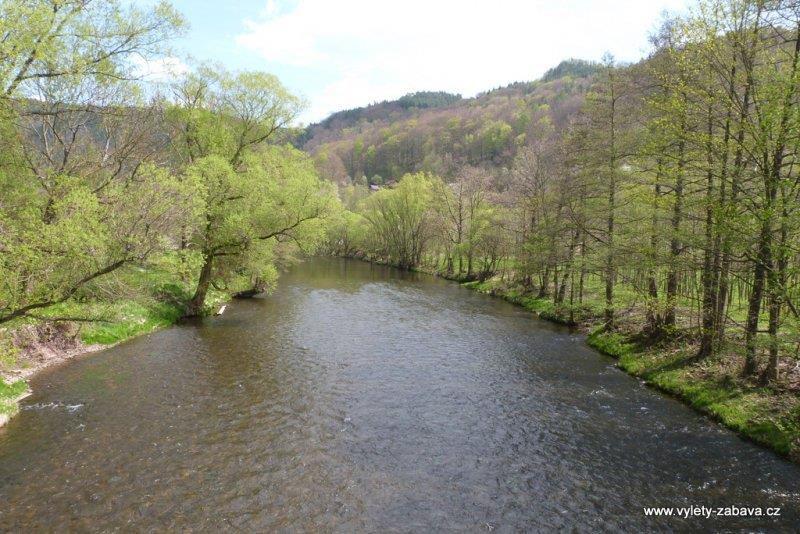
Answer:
[1,258,798,531]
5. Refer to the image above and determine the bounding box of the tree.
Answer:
[0,0,193,324]
[361,173,438,270]
[168,65,303,168]
[431,166,492,277]
[0,0,184,99]
[183,147,337,316]
[167,66,331,315]
[0,164,195,324]
[575,54,638,330]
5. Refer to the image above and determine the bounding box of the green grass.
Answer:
[0,378,29,417]
[587,329,636,359]
[32,266,194,346]
[78,301,184,345]
[463,278,594,326]
[7,256,231,351]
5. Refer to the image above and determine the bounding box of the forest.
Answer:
[0,0,799,460]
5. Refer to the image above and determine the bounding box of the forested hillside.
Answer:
[303,59,599,184]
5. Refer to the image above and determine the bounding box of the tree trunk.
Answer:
[646,165,662,336]
[766,215,789,382]
[716,81,750,347]
[744,209,772,377]
[605,177,615,330]
[699,106,721,357]
[538,267,550,298]
[664,120,686,329]
[763,24,800,381]
[187,252,214,317]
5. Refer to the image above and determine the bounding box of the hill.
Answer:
[301,59,600,184]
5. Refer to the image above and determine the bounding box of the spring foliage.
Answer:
[0,0,337,324]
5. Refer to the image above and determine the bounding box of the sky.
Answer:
[154,0,693,124]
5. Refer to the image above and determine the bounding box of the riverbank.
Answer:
[453,275,800,463]
[0,309,180,428]
[0,263,231,428]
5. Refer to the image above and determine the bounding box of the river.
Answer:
[1,258,798,531]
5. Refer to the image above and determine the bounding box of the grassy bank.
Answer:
[459,276,800,463]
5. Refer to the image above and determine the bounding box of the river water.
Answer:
[1,258,798,532]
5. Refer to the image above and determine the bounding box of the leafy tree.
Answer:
[431,166,493,277]
[167,66,336,314]
[0,164,196,323]
[0,0,193,324]
[0,0,184,98]
[360,173,438,269]
[168,65,303,167]
[182,147,337,315]
[573,54,639,329]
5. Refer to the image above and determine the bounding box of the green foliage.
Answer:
[474,120,513,161]
[165,64,341,314]
[325,209,370,257]
[168,65,303,164]
[0,164,198,324]
[359,172,438,269]
[0,0,185,98]
[397,91,462,109]
[180,146,338,311]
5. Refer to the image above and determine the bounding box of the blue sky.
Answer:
[152,0,692,123]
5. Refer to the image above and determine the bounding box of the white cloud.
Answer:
[236,0,691,122]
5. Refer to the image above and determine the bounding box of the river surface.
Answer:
[1,258,799,532]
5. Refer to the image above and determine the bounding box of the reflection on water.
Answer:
[1,258,798,531]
